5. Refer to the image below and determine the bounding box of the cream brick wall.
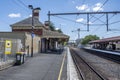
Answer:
[0,32,41,55]
[25,33,41,54]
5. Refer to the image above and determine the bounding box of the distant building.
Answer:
[89,36,120,50]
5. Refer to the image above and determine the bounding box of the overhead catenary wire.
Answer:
[17,0,28,8]
[53,15,85,25]
[90,14,106,24]
[89,0,109,20]
[102,31,120,38]
[89,0,109,34]
[109,20,120,25]
[13,0,30,14]
[53,15,106,26]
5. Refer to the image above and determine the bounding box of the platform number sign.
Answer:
[5,40,12,54]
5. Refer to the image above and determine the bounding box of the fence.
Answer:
[0,38,22,62]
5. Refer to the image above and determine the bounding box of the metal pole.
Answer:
[28,5,40,57]
[87,13,89,31]
[78,29,80,39]
[31,9,34,57]
[48,11,50,22]
[106,13,109,31]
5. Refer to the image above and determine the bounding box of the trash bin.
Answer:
[15,52,25,65]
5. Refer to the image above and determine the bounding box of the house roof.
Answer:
[89,36,120,43]
[10,17,44,27]
[10,17,69,39]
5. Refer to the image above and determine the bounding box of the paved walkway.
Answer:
[0,51,67,80]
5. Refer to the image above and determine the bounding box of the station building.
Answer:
[0,8,69,55]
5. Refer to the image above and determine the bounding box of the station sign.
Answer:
[5,40,12,54]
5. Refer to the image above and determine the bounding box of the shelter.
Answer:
[89,36,120,50]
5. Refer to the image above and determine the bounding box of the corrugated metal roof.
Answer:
[89,36,120,43]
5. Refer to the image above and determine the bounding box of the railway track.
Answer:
[70,48,108,80]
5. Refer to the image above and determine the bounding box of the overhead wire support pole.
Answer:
[106,13,109,31]
[87,13,89,31]
[48,11,51,22]
[77,28,80,39]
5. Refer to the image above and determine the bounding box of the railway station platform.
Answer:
[0,47,80,80]
[0,49,67,80]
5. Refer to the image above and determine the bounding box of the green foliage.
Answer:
[49,22,55,31]
[49,21,63,33]
[57,29,63,33]
[81,35,99,45]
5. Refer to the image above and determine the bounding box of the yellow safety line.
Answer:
[58,53,66,80]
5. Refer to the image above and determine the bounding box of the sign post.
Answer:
[5,40,12,54]
[4,40,12,61]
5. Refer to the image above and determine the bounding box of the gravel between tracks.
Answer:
[72,48,120,80]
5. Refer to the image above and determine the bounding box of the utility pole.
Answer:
[28,5,40,57]
[72,28,87,39]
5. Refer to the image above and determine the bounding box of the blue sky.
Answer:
[0,0,120,40]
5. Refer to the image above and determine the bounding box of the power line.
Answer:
[52,15,106,26]
[89,0,109,21]
[90,14,106,24]
[109,20,120,25]
[108,13,117,20]
[102,31,120,37]
[13,0,30,13]
[73,15,79,29]
[88,0,109,33]
[53,15,85,25]
[90,25,103,34]
[17,0,28,8]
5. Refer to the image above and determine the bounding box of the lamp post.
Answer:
[28,5,40,57]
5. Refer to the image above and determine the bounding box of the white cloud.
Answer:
[55,27,60,30]
[8,13,21,18]
[95,3,102,7]
[87,21,92,24]
[92,3,103,12]
[29,14,32,17]
[76,5,88,11]
[76,18,84,22]
[93,7,103,11]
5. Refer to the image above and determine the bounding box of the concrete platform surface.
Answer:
[0,51,67,80]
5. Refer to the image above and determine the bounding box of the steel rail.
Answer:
[70,48,108,80]
[70,49,85,80]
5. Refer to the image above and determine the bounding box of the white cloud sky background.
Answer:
[75,2,104,25]
[8,13,21,18]
[1,0,119,40]
[75,2,104,12]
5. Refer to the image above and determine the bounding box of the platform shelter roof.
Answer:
[89,36,120,43]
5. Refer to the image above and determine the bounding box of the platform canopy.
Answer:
[89,36,120,43]
[41,29,69,39]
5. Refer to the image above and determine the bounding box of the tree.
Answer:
[81,35,99,45]
[57,29,63,33]
[49,21,63,33]
[49,21,55,31]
